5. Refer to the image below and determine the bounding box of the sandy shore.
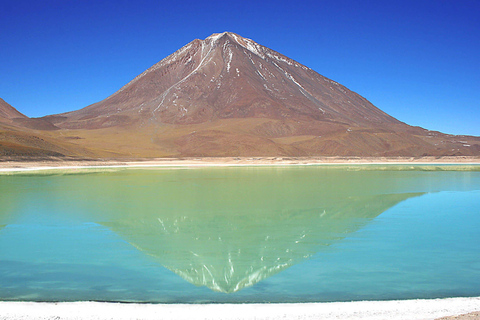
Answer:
[0,297,479,320]
[1,156,480,172]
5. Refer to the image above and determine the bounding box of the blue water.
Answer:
[0,165,479,302]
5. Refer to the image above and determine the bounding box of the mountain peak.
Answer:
[206,31,241,40]
[205,32,266,58]
[206,31,233,41]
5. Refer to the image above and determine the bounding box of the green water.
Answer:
[0,165,479,302]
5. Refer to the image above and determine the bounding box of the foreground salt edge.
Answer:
[1,156,480,173]
[1,297,480,320]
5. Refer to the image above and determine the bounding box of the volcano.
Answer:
[5,32,480,157]
[51,32,401,128]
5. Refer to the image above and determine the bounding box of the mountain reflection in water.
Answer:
[103,192,421,293]
[7,166,469,293]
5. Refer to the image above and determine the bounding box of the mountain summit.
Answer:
[8,32,479,157]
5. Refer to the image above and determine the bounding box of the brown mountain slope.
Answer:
[12,32,480,157]
[0,120,119,158]
[0,97,60,131]
[0,100,112,158]
[0,98,27,122]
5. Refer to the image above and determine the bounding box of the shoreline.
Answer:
[1,156,480,172]
[1,297,479,320]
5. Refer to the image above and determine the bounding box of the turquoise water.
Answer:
[0,165,479,303]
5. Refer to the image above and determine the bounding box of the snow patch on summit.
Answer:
[206,32,227,42]
[216,32,310,71]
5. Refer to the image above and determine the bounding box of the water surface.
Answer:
[0,165,479,302]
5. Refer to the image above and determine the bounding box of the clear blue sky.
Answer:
[1,0,479,136]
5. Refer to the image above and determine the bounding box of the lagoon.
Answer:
[0,165,479,303]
